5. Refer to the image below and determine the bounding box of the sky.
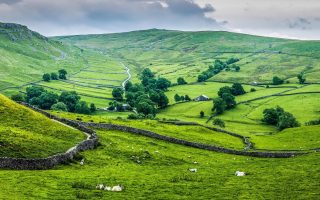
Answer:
[0,0,319,40]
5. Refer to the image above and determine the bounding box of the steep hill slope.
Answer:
[56,29,320,84]
[0,94,85,158]
[0,23,86,93]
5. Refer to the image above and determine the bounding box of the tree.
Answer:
[231,83,246,96]
[180,95,185,101]
[234,66,240,72]
[200,111,205,118]
[221,93,236,109]
[262,106,284,125]
[112,88,124,101]
[11,93,25,102]
[58,69,67,80]
[212,97,227,114]
[185,95,191,101]
[174,94,181,102]
[75,101,91,114]
[136,101,156,116]
[277,112,300,130]
[156,78,171,91]
[157,92,169,108]
[177,77,187,85]
[42,73,51,82]
[125,81,133,91]
[272,76,284,85]
[213,118,225,128]
[50,72,58,80]
[250,88,256,92]
[297,73,306,84]
[51,102,68,111]
[59,91,81,112]
[218,86,232,97]
[197,74,207,82]
[140,68,155,80]
[26,86,45,102]
[90,103,96,112]
[38,91,59,109]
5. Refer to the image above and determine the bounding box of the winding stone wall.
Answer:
[79,122,306,158]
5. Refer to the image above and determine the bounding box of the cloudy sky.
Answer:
[0,0,319,39]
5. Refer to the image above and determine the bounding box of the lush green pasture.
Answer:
[0,128,319,199]
[0,94,85,158]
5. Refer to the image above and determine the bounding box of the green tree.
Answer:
[184,95,191,101]
[174,94,181,102]
[50,72,58,80]
[197,74,207,82]
[51,102,68,111]
[75,101,91,114]
[112,88,124,101]
[272,76,284,85]
[136,101,156,116]
[26,86,45,102]
[125,81,133,91]
[200,111,205,118]
[235,66,240,72]
[297,73,306,84]
[157,92,169,108]
[213,118,225,128]
[177,77,187,85]
[156,78,171,91]
[262,106,284,125]
[140,68,155,80]
[277,112,300,130]
[221,93,236,109]
[58,69,67,80]
[90,103,96,112]
[212,97,227,114]
[59,91,81,112]
[218,86,232,97]
[231,83,246,96]
[38,91,59,109]
[42,73,51,82]
[11,93,25,102]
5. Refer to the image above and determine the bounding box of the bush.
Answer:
[51,102,68,111]
[177,77,187,85]
[277,112,300,130]
[262,106,300,130]
[250,88,256,92]
[75,101,91,114]
[90,103,96,112]
[213,118,225,128]
[200,111,204,118]
[231,83,246,96]
[42,73,51,82]
[305,119,320,126]
[212,97,226,114]
[50,72,58,80]
[272,76,284,85]
[11,93,25,102]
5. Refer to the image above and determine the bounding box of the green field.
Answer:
[0,23,320,199]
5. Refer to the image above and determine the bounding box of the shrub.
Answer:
[213,118,225,128]
[58,69,67,80]
[231,83,246,96]
[277,112,300,130]
[174,94,181,102]
[250,88,256,92]
[50,72,58,80]
[11,93,25,102]
[112,88,124,101]
[200,111,204,118]
[212,98,226,114]
[42,73,51,82]
[272,76,284,85]
[75,101,91,114]
[177,77,187,85]
[90,103,96,112]
[305,119,320,126]
[51,102,68,111]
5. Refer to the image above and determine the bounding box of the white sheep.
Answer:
[80,159,85,166]
[189,168,197,173]
[104,186,112,191]
[112,185,124,192]
[96,184,104,190]
[235,171,246,176]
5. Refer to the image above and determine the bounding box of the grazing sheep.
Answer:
[104,186,112,191]
[112,185,124,192]
[235,171,246,176]
[96,184,104,190]
[193,161,198,164]
[189,168,197,173]
[80,159,85,166]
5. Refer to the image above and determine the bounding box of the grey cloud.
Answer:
[289,18,312,30]
[0,0,21,5]
[0,0,221,36]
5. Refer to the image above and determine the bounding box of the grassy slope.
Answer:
[0,94,85,158]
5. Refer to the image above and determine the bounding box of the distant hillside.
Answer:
[0,94,84,158]
[55,29,320,84]
[0,22,86,93]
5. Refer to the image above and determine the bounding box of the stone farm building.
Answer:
[194,95,210,101]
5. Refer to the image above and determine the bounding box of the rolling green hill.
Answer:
[55,29,320,84]
[0,22,86,93]
[0,94,85,158]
